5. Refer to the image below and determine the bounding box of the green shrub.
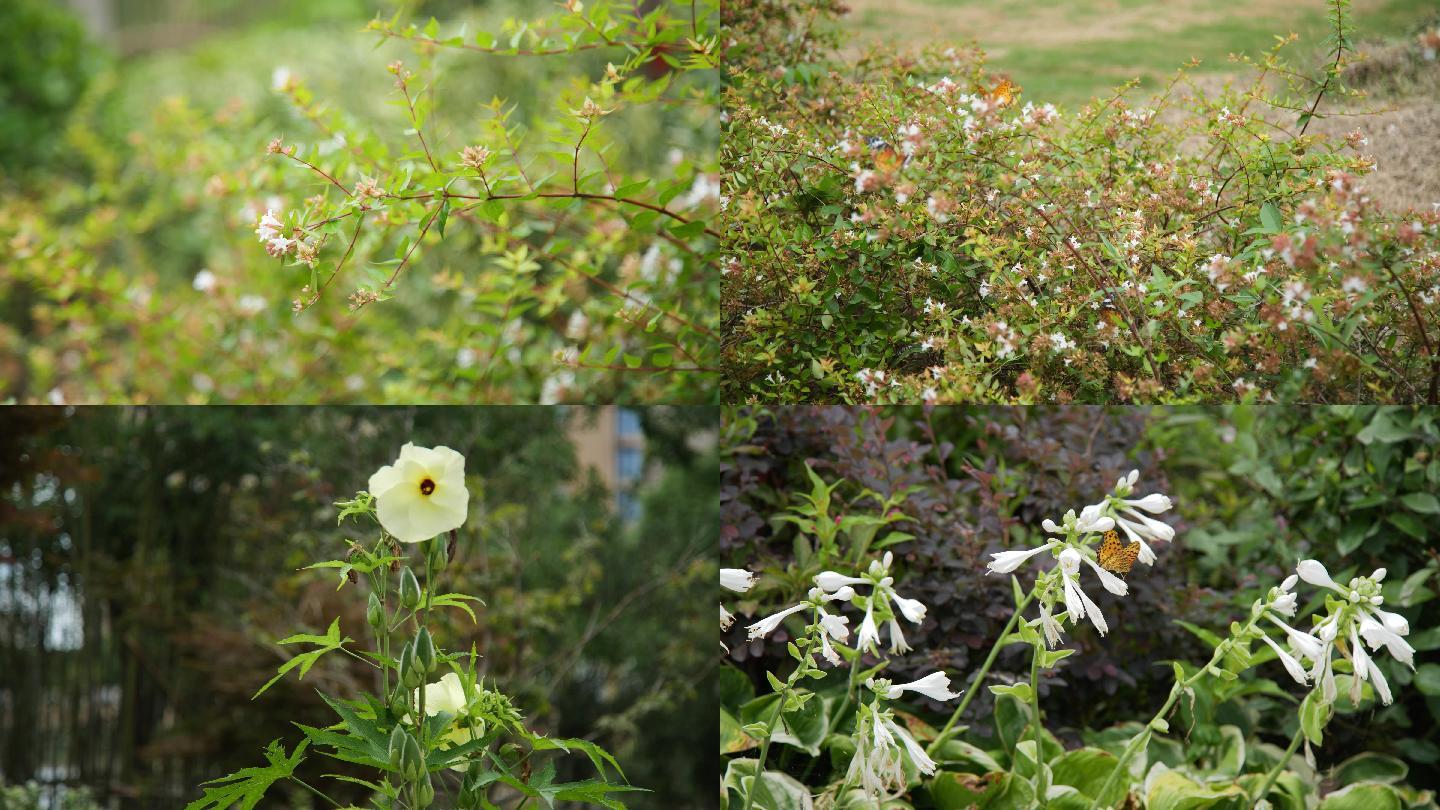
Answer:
[721,0,1440,403]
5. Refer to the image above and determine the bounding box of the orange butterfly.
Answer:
[988,77,1018,107]
[1097,530,1141,576]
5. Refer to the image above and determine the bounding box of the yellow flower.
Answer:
[368,443,468,543]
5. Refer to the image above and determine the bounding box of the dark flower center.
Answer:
[419,478,436,496]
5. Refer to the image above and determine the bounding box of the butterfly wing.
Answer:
[1098,530,1141,575]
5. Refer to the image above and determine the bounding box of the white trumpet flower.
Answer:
[1260,633,1310,686]
[746,602,808,640]
[987,542,1056,574]
[884,671,961,702]
[1058,548,1108,636]
[815,570,870,591]
[721,568,756,592]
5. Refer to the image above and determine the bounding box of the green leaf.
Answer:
[1333,752,1408,786]
[436,198,451,238]
[1051,747,1125,806]
[1413,662,1440,696]
[1317,783,1402,810]
[1300,689,1332,746]
[1259,203,1282,234]
[428,591,486,623]
[1145,767,1245,810]
[254,618,352,699]
[184,739,309,810]
[1400,492,1440,514]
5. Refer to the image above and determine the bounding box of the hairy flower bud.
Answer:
[387,725,410,772]
[399,640,423,688]
[414,627,437,676]
[402,731,425,781]
[367,592,385,631]
[413,769,435,807]
[399,568,422,610]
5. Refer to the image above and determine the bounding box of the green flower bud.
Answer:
[367,591,385,631]
[427,536,447,573]
[399,568,422,611]
[414,627,437,676]
[413,769,434,807]
[399,640,423,688]
[402,730,425,782]
[387,725,410,772]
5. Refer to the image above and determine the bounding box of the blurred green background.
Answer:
[0,0,717,403]
[0,405,717,809]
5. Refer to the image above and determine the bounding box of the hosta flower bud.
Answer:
[399,568,422,610]
[414,627,437,675]
[367,592,385,631]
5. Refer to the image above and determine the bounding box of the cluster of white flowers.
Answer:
[846,673,959,798]
[744,585,855,665]
[987,470,1174,645]
[1291,560,1414,705]
[814,551,927,656]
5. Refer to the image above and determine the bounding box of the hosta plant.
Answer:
[721,465,1435,810]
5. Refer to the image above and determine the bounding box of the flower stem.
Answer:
[742,608,822,810]
[1251,728,1304,805]
[289,776,343,808]
[927,584,1037,755]
[1087,639,1233,809]
[1026,641,1046,799]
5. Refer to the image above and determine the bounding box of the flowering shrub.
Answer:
[1,0,718,404]
[721,406,1437,809]
[188,443,636,809]
[720,0,1440,403]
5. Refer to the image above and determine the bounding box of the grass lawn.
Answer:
[840,0,1439,108]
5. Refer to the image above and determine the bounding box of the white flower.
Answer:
[987,543,1054,574]
[368,443,470,543]
[1359,614,1415,668]
[815,570,869,591]
[1123,493,1173,513]
[1271,590,1298,618]
[856,601,881,654]
[887,718,938,775]
[192,269,217,293]
[892,594,927,624]
[416,672,470,716]
[885,671,960,702]
[1296,559,1340,591]
[720,603,734,631]
[1267,614,1324,661]
[746,602,807,640]
[1078,553,1129,596]
[1058,548,1108,636]
[721,568,756,592]
[254,209,283,242]
[1075,503,1115,534]
[819,610,850,641]
[887,618,911,654]
[1037,602,1064,649]
[818,628,843,665]
[1260,634,1310,686]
